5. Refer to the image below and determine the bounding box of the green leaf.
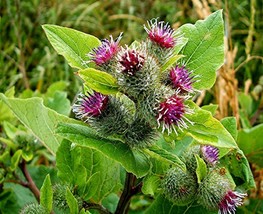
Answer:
[1,183,37,214]
[10,149,22,171]
[101,193,119,214]
[44,91,71,116]
[145,195,215,214]
[220,149,255,189]
[0,87,15,123]
[56,123,151,178]
[161,55,185,72]
[142,174,160,196]
[238,92,255,117]
[66,188,79,214]
[145,145,186,171]
[46,81,69,97]
[173,36,189,55]
[56,140,89,192]
[40,174,53,212]
[56,140,121,202]
[0,94,81,155]
[221,117,238,141]
[237,124,263,167]
[42,24,101,69]
[185,101,237,155]
[21,150,34,162]
[179,10,224,90]
[194,154,207,184]
[201,104,218,116]
[78,68,119,94]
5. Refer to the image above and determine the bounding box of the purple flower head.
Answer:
[169,65,194,92]
[144,18,176,49]
[201,145,219,166]
[72,92,109,120]
[118,46,145,76]
[89,34,122,66]
[157,94,192,134]
[218,191,247,214]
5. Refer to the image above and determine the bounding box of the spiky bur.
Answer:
[197,169,247,213]
[198,170,231,211]
[166,65,195,93]
[53,183,69,211]
[201,145,219,166]
[162,167,198,206]
[116,44,160,98]
[20,203,48,214]
[181,145,201,174]
[89,96,130,136]
[135,86,168,125]
[156,93,193,135]
[89,34,122,71]
[73,92,130,136]
[53,184,83,212]
[123,117,158,148]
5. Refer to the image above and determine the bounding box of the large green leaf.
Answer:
[145,195,215,214]
[56,140,121,202]
[0,94,80,154]
[179,10,224,90]
[221,117,238,141]
[42,24,101,69]
[237,124,263,167]
[56,123,151,178]
[185,101,238,156]
[144,145,186,171]
[78,68,119,94]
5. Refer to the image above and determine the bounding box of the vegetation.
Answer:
[0,0,262,213]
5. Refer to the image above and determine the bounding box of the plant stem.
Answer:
[20,160,40,202]
[82,202,112,214]
[115,172,141,214]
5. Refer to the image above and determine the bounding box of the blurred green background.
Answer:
[1,0,262,213]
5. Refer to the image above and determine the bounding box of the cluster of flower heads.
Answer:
[162,145,247,213]
[72,18,247,213]
[73,18,196,147]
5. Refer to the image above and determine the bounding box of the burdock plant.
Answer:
[0,10,255,214]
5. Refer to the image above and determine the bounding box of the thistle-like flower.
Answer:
[156,94,192,134]
[144,19,176,49]
[89,34,122,66]
[118,46,145,76]
[218,191,247,214]
[168,65,194,93]
[201,145,219,166]
[197,170,247,213]
[72,92,109,121]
